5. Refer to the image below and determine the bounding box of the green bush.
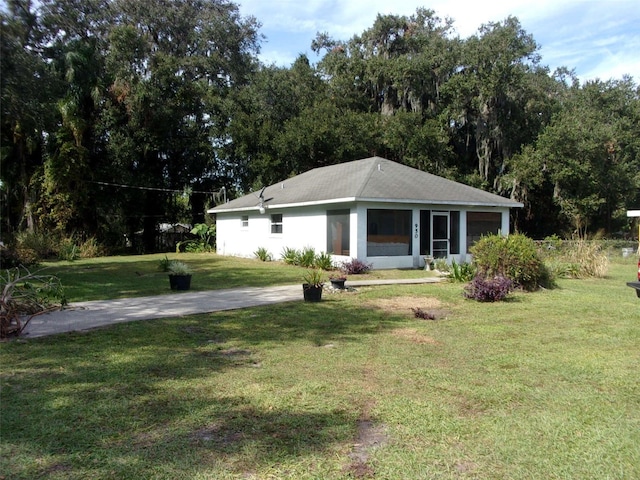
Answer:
[298,247,316,268]
[15,231,56,262]
[254,247,273,262]
[58,237,79,261]
[313,251,333,270]
[280,247,299,265]
[448,259,476,282]
[470,233,550,291]
[158,255,172,272]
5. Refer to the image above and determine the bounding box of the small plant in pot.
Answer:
[329,273,347,289]
[167,260,192,291]
[302,269,325,302]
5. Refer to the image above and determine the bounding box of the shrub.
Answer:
[78,237,105,258]
[158,255,172,272]
[15,231,56,262]
[280,247,299,265]
[448,259,476,282]
[177,223,216,253]
[541,239,608,279]
[464,275,513,302]
[434,258,449,272]
[341,258,373,275]
[298,247,317,268]
[313,251,333,270]
[254,247,273,262]
[57,235,105,261]
[58,237,79,261]
[470,233,550,291]
[12,246,39,267]
[0,246,21,268]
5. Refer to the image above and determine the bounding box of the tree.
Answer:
[507,78,640,236]
[441,17,542,187]
[0,0,53,234]
[99,0,260,250]
[315,8,458,117]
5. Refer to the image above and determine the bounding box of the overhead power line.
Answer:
[89,180,223,196]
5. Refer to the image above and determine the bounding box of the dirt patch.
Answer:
[190,422,245,445]
[344,419,389,479]
[218,348,252,357]
[391,328,441,345]
[455,460,478,473]
[366,296,449,320]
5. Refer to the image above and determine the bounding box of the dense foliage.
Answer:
[463,275,514,302]
[2,2,639,256]
[470,233,550,290]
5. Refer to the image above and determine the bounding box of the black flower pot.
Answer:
[302,284,323,302]
[169,274,192,291]
[330,279,346,289]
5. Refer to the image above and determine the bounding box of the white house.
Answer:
[208,157,523,269]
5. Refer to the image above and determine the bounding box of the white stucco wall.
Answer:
[216,206,334,261]
[215,203,512,269]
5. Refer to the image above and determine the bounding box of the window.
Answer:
[241,215,249,228]
[466,212,501,251]
[449,211,460,254]
[367,209,412,256]
[327,209,350,255]
[420,210,431,255]
[270,213,283,234]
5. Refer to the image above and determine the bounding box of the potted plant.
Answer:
[302,269,325,302]
[329,273,347,290]
[168,260,192,291]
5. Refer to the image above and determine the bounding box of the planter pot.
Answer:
[169,274,192,291]
[302,284,323,302]
[330,279,346,289]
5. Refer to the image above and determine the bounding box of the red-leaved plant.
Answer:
[464,275,513,302]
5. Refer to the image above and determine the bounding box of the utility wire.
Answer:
[89,180,224,195]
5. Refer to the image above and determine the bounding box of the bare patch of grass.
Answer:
[367,295,450,321]
[391,328,441,345]
[345,420,389,478]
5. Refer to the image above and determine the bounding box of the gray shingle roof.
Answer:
[209,157,522,212]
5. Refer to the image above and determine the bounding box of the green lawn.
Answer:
[40,253,436,301]
[1,256,638,479]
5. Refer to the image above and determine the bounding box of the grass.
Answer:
[1,255,638,479]
[39,253,437,302]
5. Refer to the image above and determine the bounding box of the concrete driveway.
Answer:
[21,277,442,338]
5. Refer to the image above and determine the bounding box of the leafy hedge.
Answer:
[470,233,551,291]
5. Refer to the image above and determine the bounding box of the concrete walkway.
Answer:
[22,277,442,338]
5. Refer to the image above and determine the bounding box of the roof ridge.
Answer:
[354,157,382,198]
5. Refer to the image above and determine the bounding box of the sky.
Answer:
[236,0,640,84]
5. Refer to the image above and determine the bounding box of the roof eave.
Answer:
[208,197,523,214]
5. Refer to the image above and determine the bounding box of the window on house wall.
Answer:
[450,211,460,254]
[420,210,431,255]
[241,215,249,228]
[466,212,501,251]
[270,213,283,234]
[327,209,350,255]
[367,209,412,256]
